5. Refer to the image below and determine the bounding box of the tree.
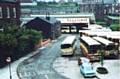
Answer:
[0,24,42,62]
[100,50,104,66]
[0,32,17,57]
[110,24,120,31]
[97,50,108,74]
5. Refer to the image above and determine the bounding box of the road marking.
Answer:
[45,74,49,79]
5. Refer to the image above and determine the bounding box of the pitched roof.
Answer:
[0,0,17,2]
[25,17,59,27]
[20,0,33,3]
[104,0,118,4]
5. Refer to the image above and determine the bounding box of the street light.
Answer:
[6,57,12,79]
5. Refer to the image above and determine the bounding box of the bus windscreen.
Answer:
[61,44,71,49]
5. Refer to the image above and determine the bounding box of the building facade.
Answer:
[79,0,119,20]
[0,0,20,27]
[25,17,61,40]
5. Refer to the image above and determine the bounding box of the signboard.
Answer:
[6,57,11,63]
[57,18,90,24]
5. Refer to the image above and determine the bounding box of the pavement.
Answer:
[0,34,68,79]
[17,34,69,79]
[53,57,120,79]
[0,37,52,79]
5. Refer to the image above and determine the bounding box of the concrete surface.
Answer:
[53,57,120,79]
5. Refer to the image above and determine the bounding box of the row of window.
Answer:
[0,6,16,19]
[82,0,102,3]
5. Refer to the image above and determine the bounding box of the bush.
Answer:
[110,24,120,31]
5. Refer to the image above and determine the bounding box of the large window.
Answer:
[0,7,2,18]
[7,7,10,18]
[13,7,16,18]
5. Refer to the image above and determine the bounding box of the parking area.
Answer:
[53,57,120,79]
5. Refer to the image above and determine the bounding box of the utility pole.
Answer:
[6,57,12,79]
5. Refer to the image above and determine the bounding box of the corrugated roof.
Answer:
[81,35,101,46]
[93,37,114,46]
[108,16,120,20]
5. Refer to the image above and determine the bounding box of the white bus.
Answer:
[61,36,76,56]
[61,26,70,33]
[93,37,119,59]
[71,26,77,33]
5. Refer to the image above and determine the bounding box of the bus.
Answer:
[93,37,119,59]
[71,26,77,33]
[80,35,101,62]
[61,26,70,33]
[61,36,76,56]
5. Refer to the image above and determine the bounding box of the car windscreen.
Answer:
[84,65,93,71]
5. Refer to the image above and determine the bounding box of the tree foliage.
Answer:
[110,24,120,31]
[0,24,42,60]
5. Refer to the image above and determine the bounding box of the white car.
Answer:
[80,63,96,77]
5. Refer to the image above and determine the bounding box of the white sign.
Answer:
[57,18,90,23]
[6,57,11,63]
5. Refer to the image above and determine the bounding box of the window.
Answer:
[7,7,10,18]
[13,7,16,18]
[0,7,2,18]
[109,9,112,13]
[104,9,107,14]
[115,10,118,13]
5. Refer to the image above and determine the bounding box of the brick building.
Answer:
[25,17,61,40]
[79,0,119,20]
[0,0,20,28]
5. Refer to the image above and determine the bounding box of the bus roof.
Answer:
[79,31,120,39]
[81,36,101,46]
[93,37,114,46]
[61,36,76,45]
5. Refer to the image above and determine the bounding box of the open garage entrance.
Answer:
[61,23,88,33]
[58,17,90,33]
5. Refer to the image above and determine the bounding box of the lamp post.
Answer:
[6,57,12,79]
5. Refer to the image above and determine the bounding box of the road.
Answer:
[17,34,73,79]
[18,34,120,79]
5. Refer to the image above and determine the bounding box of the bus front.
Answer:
[61,44,74,56]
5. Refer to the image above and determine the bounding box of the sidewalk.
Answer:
[0,35,65,79]
[0,44,49,79]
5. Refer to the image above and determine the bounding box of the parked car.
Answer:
[80,63,96,77]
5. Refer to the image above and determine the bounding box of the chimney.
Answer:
[46,12,50,20]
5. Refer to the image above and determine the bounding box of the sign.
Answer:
[6,57,11,63]
[57,18,90,24]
